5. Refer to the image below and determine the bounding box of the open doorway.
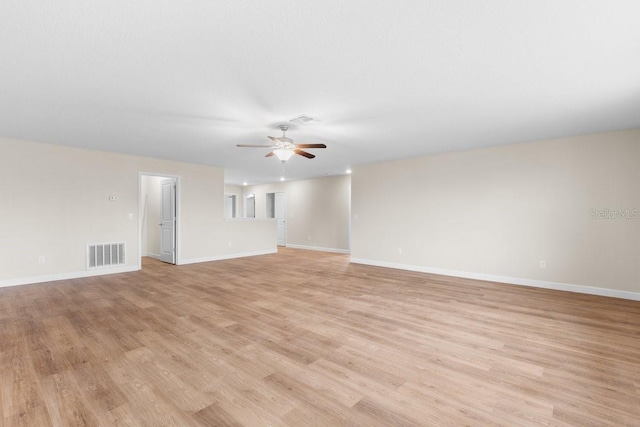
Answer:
[224,194,237,218]
[140,173,179,265]
[244,193,255,218]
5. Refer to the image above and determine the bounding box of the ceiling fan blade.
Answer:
[265,151,275,157]
[294,149,315,159]
[236,144,277,148]
[267,136,280,142]
[295,143,327,149]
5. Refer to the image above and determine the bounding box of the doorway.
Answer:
[244,193,255,218]
[224,194,237,219]
[266,192,287,246]
[140,174,179,265]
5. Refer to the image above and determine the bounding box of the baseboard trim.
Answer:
[286,244,350,254]
[0,265,140,289]
[349,258,640,301]
[179,249,277,265]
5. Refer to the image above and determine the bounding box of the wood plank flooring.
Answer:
[1,248,639,426]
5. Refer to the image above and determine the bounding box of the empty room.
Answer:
[1,1,639,426]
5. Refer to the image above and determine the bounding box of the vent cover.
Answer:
[87,242,126,269]
[289,114,319,125]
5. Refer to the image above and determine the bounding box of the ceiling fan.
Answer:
[236,125,327,162]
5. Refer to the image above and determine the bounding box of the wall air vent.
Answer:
[87,242,126,269]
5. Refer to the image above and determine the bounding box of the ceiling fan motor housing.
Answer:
[277,125,293,145]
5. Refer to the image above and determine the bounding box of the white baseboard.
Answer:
[144,253,162,261]
[179,249,277,265]
[0,265,140,289]
[350,258,640,301]
[286,244,350,254]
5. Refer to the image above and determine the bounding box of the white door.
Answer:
[159,178,176,264]
[275,192,286,246]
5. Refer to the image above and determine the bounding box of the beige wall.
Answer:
[352,129,640,296]
[245,175,351,252]
[0,138,276,286]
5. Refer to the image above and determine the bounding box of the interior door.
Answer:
[159,178,176,264]
[275,192,286,246]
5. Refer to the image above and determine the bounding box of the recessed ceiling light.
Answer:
[346,169,352,174]
[280,176,285,181]
[243,181,248,186]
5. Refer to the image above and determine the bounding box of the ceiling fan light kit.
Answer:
[237,124,326,163]
[273,148,295,162]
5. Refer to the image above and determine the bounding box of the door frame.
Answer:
[138,172,182,266]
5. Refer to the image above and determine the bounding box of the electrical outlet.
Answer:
[308,235,311,241]
[540,260,546,269]
[38,256,45,264]
[397,248,402,256]
[109,195,118,201]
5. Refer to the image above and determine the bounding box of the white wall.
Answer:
[352,129,640,299]
[0,138,277,286]
[245,175,351,252]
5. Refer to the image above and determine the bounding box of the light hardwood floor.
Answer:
[1,248,639,426]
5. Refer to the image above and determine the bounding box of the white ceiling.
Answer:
[1,1,639,185]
